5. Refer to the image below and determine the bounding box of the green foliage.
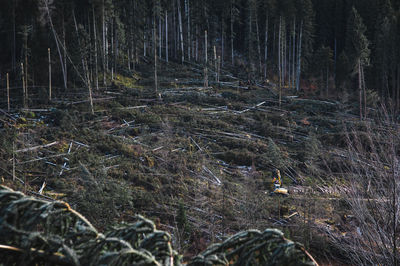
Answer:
[345,7,370,75]
[177,201,191,239]
[189,229,316,266]
[266,137,286,169]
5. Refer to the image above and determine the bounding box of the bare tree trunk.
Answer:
[397,65,400,111]
[204,30,208,89]
[159,15,162,58]
[24,28,28,95]
[214,46,217,81]
[154,16,158,98]
[43,0,67,89]
[177,0,184,63]
[334,38,337,87]
[12,2,16,73]
[326,65,329,96]
[296,21,303,92]
[362,65,367,119]
[256,13,262,75]
[264,14,268,80]
[73,9,94,114]
[111,18,114,80]
[7,73,10,112]
[48,48,52,101]
[288,31,291,89]
[62,15,67,86]
[358,59,362,120]
[292,19,296,89]
[230,2,234,65]
[166,11,168,62]
[278,17,282,106]
[186,0,191,61]
[93,7,99,90]
[102,0,106,86]
[221,24,224,67]
[173,0,177,59]
[217,56,221,83]
[21,63,26,108]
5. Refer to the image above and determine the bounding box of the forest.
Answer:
[1,0,400,265]
[0,0,400,105]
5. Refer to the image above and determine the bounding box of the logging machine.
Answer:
[270,169,289,196]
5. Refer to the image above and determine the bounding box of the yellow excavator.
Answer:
[270,169,289,196]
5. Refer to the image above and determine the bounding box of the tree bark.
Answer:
[177,0,184,63]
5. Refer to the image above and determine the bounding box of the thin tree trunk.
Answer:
[272,23,276,67]
[44,0,67,89]
[334,38,337,87]
[397,65,400,111]
[73,10,94,114]
[62,15,67,86]
[111,18,114,80]
[177,0,184,63]
[196,26,199,61]
[48,48,52,101]
[278,17,282,106]
[296,21,303,92]
[221,24,224,67]
[204,30,208,89]
[214,46,217,81]
[154,16,158,98]
[7,73,10,112]
[288,32,291,89]
[166,11,168,62]
[24,29,28,95]
[362,65,367,119]
[264,14,268,80]
[326,65,329,96]
[231,1,234,65]
[217,56,221,83]
[255,13,262,75]
[173,0,177,59]
[102,0,106,86]
[159,15,162,58]
[93,7,99,90]
[292,19,296,89]
[187,0,191,61]
[12,2,16,73]
[359,59,363,120]
[21,63,26,108]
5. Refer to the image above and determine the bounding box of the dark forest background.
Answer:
[1,0,400,107]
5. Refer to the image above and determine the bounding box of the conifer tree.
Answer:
[345,7,370,119]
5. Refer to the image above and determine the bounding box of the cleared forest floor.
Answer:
[0,60,365,262]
